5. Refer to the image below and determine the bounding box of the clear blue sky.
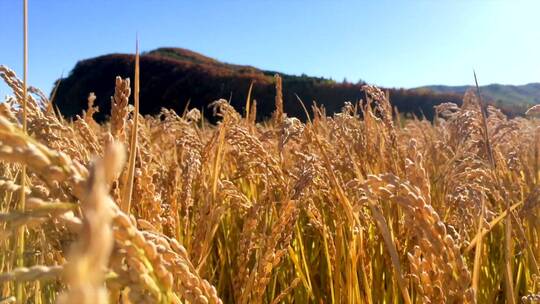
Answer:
[1,0,539,98]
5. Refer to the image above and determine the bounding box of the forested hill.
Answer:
[417,83,540,112]
[53,47,468,122]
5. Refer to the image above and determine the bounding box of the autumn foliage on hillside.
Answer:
[54,48,465,122]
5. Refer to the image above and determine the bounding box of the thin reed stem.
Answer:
[15,1,28,303]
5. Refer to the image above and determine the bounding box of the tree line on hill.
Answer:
[54,47,515,123]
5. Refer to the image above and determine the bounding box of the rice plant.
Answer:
[1,61,540,303]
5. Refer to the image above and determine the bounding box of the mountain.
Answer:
[53,47,467,122]
[417,83,540,109]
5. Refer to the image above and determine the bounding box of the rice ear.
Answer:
[58,142,125,304]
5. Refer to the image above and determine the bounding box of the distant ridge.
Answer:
[54,47,509,122]
[416,83,540,107]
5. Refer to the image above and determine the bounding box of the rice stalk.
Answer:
[120,39,140,213]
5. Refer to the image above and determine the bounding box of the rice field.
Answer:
[1,56,540,304]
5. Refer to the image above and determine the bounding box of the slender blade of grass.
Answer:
[474,71,516,304]
[16,1,28,302]
[472,198,485,300]
[368,204,412,304]
[245,81,254,122]
[120,38,140,213]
